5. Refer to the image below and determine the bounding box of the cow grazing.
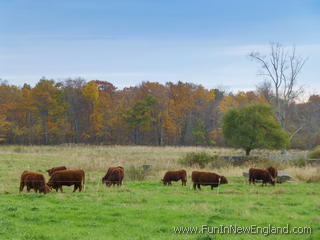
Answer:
[19,171,50,194]
[162,170,187,186]
[266,166,278,179]
[46,166,67,176]
[249,168,275,186]
[47,170,85,192]
[191,171,228,190]
[102,166,124,187]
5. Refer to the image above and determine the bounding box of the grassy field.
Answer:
[0,145,319,240]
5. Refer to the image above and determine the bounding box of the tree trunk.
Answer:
[245,148,251,156]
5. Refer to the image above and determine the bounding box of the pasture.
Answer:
[0,145,319,240]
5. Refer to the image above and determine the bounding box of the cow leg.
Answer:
[27,186,31,192]
[211,185,213,190]
[168,181,172,186]
[79,184,82,192]
[59,186,63,192]
[193,183,196,190]
[73,185,78,192]
[197,184,201,190]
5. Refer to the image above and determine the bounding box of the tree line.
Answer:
[0,77,319,149]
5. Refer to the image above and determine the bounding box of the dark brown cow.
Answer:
[162,170,187,186]
[191,171,228,190]
[47,170,85,192]
[19,171,50,194]
[102,166,124,187]
[249,168,275,186]
[266,166,278,179]
[46,166,67,176]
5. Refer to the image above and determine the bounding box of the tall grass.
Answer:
[0,145,316,182]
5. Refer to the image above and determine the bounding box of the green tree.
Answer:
[123,95,157,144]
[222,104,290,155]
[192,120,214,146]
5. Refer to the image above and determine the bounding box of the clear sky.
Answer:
[1,0,320,93]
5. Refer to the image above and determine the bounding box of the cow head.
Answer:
[219,176,228,184]
[47,180,53,188]
[45,184,52,193]
[161,179,166,185]
[39,184,51,194]
[102,176,106,184]
[105,181,113,187]
[46,169,53,176]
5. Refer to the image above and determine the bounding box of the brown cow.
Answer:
[266,166,278,179]
[102,166,124,187]
[47,170,85,192]
[191,171,228,190]
[162,170,187,186]
[19,171,50,194]
[249,168,275,186]
[46,166,67,176]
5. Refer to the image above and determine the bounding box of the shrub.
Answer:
[179,152,219,168]
[126,165,149,181]
[308,146,320,159]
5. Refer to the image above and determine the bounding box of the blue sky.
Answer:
[1,0,320,93]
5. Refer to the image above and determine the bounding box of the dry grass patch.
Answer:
[286,166,320,183]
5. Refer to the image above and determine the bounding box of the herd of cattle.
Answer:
[19,165,278,194]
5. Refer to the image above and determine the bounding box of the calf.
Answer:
[249,168,275,186]
[162,170,187,186]
[102,166,124,187]
[47,170,85,192]
[192,171,228,190]
[19,171,50,194]
[46,166,67,176]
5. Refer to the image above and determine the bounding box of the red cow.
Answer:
[266,166,278,179]
[192,171,228,190]
[162,170,187,186]
[47,170,85,192]
[46,166,67,176]
[249,168,275,186]
[102,167,124,187]
[19,171,50,194]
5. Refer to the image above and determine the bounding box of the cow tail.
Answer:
[83,171,86,191]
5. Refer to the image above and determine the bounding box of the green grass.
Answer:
[0,146,319,240]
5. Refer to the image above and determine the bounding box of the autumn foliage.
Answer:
[0,78,319,149]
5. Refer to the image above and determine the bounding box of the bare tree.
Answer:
[256,80,273,105]
[250,43,307,139]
